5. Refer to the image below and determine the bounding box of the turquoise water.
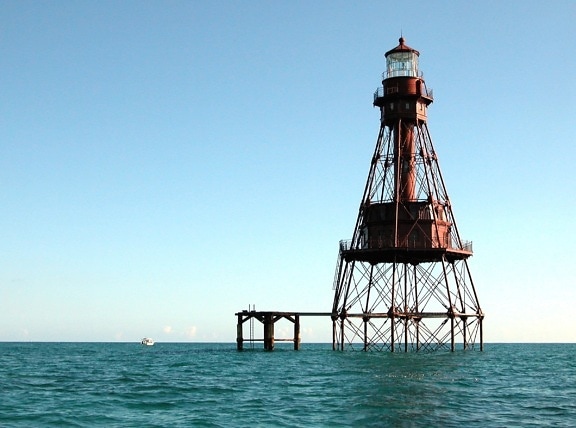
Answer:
[0,343,574,427]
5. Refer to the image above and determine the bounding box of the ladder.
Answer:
[249,304,255,349]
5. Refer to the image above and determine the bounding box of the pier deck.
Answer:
[235,310,333,351]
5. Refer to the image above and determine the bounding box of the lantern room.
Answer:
[385,37,420,78]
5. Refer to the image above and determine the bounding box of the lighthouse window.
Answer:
[360,227,368,249]
[410,231,419,247]
[405,102,410,110]
[389,103,394,111]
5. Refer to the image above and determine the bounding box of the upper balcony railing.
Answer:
[373,85,433,102]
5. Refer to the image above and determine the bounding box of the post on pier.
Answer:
[263,313,274,351]
[294,314,301,350]
[236,313,244,351]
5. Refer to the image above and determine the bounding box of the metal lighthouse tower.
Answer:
[331,38,484,351]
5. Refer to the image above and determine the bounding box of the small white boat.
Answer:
[141,337,155,346]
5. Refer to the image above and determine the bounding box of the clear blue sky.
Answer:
[1,1,575,343]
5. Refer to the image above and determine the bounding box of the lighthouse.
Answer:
[331,38,484,351]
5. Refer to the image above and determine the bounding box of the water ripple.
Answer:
[0,343,574,426]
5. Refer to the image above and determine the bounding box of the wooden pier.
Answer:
[235,310,333,351]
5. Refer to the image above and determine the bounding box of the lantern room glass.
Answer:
[386,51,419,78]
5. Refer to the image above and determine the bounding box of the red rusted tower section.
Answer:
[331,38,484,351]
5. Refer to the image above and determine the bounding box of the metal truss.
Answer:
[331,121,483,351]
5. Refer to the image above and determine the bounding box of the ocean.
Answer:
[0,342,574,427]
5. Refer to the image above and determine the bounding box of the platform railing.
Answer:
[339,238,472,252]
[383,70,424,79]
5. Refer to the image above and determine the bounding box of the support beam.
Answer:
[294,315,300,350]
[264,313,274,351]
[236,313,243,351]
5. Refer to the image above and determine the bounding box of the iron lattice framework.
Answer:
[331,38,483,351]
